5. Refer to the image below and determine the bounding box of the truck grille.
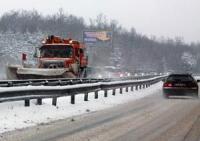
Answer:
[41,60,65,68]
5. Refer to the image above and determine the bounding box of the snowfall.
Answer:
[0,33,164,134]
[0,81,162,134]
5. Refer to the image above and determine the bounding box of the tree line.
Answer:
[0,9,200,73]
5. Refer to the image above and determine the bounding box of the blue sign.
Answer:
[83,31,112,47]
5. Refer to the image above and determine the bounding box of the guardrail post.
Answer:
[120,88,123,94]
[136,85,138,91]
[52,97,57,106]
[143,84,145,89]
[131,86,134,91]
[95,91,98,99]
[24,99,30,107]
[126,87,129,92]
[84,93,88,101]
[71,95,75,104]
[112,89,116,95]
[139,85,142,89]
[104,90,108,97]
[37,98,42,105]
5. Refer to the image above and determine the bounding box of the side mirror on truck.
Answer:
[33,47,40,58]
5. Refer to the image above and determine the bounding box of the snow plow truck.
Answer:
[7,35,88,79]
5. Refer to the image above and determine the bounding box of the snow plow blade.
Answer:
[6,65,76,80]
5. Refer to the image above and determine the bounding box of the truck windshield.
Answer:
[40,45,73,58]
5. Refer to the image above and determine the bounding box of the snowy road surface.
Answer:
[0,82,162,134]
[1,82,200,141]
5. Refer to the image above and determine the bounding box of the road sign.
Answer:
[83,31,112,47]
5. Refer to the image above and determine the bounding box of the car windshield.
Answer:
[40,45,73,58]
[167,75,194,82]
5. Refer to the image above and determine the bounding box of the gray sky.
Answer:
[0,0,200,43]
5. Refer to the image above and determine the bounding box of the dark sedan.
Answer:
[163,74,199,98]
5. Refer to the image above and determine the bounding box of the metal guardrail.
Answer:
[0,75,160,87]
[0,75,165,106]
[0,78,106,87]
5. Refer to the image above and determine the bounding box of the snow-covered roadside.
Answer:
[0,82,162,134]
[194,76,200,80]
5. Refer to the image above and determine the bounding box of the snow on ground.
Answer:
[0,82,162,134]
[194,76,200,80]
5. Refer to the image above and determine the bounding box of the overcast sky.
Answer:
[0,0,200,43]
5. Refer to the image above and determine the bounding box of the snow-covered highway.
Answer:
[1,82,200,141]
[0,82,161,134]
